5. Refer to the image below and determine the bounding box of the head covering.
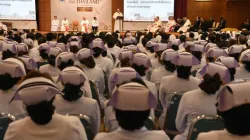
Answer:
[109,67,141,93]
[190,44,205,52]
[38,43,50,51]
[146,41,158,48]
[132,53,152,67]
[123,45,138,53]
[69,41,81,48]
[47,41,57,47]
[1,42,17,54]
[199,62,231,83]
[123,37,136,45]
[247,40,250,46]
[205,43,218,52]
[171,52,200,66]
[119,50,134,60]
[70,36,80,41]
[47,47,62,56]
[18,56,37,70]
[206,48,227,58]
[160,49,178,61]
[108,82,157,111]
[55,52,76,67]
[15,43,29,53]
[239,49,250,62]
[11,77,62,106]
[23,39,34,47]
[89,39,105,50]
[154,43,168,52]
[56,43,67,51]
[217,81,250,112]
[150,38,158,43]
[77,48,94,60]
[215,56,239,68]
[57,66,87,85]
[170,39,181,45]
[228,45,244,54]
[0,58,26,77]
[169,34,176,41]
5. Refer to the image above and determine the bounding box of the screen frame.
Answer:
[0,0,37,21]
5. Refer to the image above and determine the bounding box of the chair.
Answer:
[0,113,16,140]
[187,115,224,140]
[145,117,156,130]
[89,80,102,113]
[67,114,94,140]
[72,20,79,32]
[164,91,186,139]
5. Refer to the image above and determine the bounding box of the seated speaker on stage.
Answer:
[81,17,89,33]
[147,16,162,32]
[61,17,69,31]
[164,16,176,32]
[92,17,99,33]
[51,16,59,32]
[0,22,7,31]
[177,17,191,32]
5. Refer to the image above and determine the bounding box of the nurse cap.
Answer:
[123,45,138,53]
[23,39,34,47]
[239,49,250,62]
[132,53,152,68]
[15,43,29,53]
[109,67,141,93]
[205,43,218,52]
[199,62,231,83]
[170,39,181,46]
[146,41,158,48]
[123,37,136,44]
[55,52,76,67]
[18,56,37,70]
[77,48,94,60]
[171,52,200,66]
[217,81,250,112]
[228,45,244,54]
[108,82,157,111]
[47,41,57,47]
[57,66,87,85]
[47,47,63,56]
[11,76,62,106]
[69,41,81,48]
[56,43,67,52]
[0,58,26,77]
[206,47,227,58]
[215,56,239,68]
[119,50,134,60]
[89,38,105,50]
[38,43,50,51]
[0,42,17,54]
[190,44,205,53]
[160,49,178,61]
[154,43,168,52]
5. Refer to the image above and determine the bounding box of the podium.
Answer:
[116,16,123,32]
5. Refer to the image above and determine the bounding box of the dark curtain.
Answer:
[35,0,39,30]
[174,0,187,19]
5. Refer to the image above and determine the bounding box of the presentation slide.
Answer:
[124,0,174,21]
[0,0,36,20]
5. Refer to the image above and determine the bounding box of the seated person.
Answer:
[190,16,201,32]
[242,18,250,30]
[61,17,69,32]
[164,16,176,32]
[216,17,226,31]
[207,16,215,29]
[174,18,184,32]
[199,18,208,32]
[197,81,250,140]
[178,17,191,32]
[147,16,162,33]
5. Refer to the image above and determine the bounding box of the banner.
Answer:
[51,0,112,31]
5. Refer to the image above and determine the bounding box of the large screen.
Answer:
[0,0,36,20]
[124,0,174,21]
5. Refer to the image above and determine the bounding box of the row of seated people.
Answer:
[0,29,250,140]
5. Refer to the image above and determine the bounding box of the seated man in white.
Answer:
[51,16,60,32]
[165,16,176,32]
[92,17,99,33]
[147,16,162,32]
[81,17,89,33]
[178,17,191,32]
[0,22,7,31]
[61,17,69,32]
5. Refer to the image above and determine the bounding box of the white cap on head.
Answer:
[217,81,250,112]
[47,47,63,56]
[228,45,244,54]
[1,42,17,54]
[15,43,29,53]
[77,48,94,60]
[23,39,34,47]
[0,58,26,77]
[55,52,76,67]
[123,45,138,53]
[89,38,105,50]
[160,49,178,61]
[171,52,200,66]
[108,82,157,111]
[206,48,227,58]
[132,53,152,68]
[215,56,239,68]
[154,43,168,52]
[190,44,205,52]
[146,41,158,48]
[247,40,250,46]
[119,50,134,60]
[38,43,50,51]
[239,49,250,62]
[56,43,67,52]
[18,56,37,70]
[57,66,87,85]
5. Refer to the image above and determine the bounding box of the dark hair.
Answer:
[228,68,236,81]
[171,45,179,51]
[62,83,83,102]
[147,46,155,53]
[39,49,49,60]
[92,47,103,58]
[46,33,56,41]
[38,37,47,45]
[206,57,214,62]
[120,57,131,67]
[209,35,216,43]
[132,64,147,77]
[13,35,22,43]
[192,51,202,61]
[218,103,250,135]
[199,73,222,95]
[189,33,195,39]
[238,35,247,45]
[107,35,117,48]
[47,55,56,66]
[58,59,74,71]
[176,65,192,79]
[0,29,4,35]
[0,73,21,90]
[229,53,241,62]
[242,61,250,72]
[200,34,206,40]
[142,37,150,47]
[81,33,92,48]
[26,33,35,40]
[163,60,176,72]
[79,56,96,68]
[2,49,16,60]
[70,45,79,54]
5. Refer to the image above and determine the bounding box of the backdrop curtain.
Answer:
[174,0,187,19]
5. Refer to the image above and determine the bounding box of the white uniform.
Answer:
[174,89,218,140]
[235,64,250,80]
[197,129,250,140]
[94,56,113,78]
[148,20,162,32]
[178,19,191,32]
[51,19,60,31]
[150,58,164,69]
[113,12,123,31]
[150,68,174,89]
[158,75,200,129]
[94,127,170,140]
[81,20,89,33]
[107,46,122,59]
[4,113,87,140]
[61,20,69,31]
[92,20,99,27]
[39,64,61,78]
[53,95,100,135]
[165,20,176,32]
[0,86,26,117]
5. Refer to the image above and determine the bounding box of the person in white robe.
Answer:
[158,52,201,129]
[81,17,89,33]
[197,81,250,140]
[53,66,101,135]
[174,62,231,140]
[61,17,69,32]
[113,9,123,32]
[235,49,250,80]
[165,16,176,32]
[94,82,170,140]
[0,58,26,117]
[147,16,162,32]
[51,16,60,32]
[4,73,87,140]
[178,17,191,32]
[92,17,99,33]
